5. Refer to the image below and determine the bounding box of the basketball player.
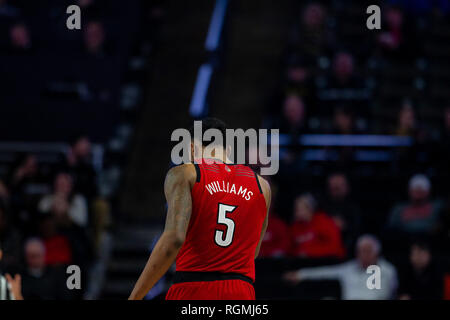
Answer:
[129,118,270,300]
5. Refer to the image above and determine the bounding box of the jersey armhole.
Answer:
[194,163,201,183]
[253,170,263,194]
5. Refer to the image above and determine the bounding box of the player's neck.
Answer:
[196,148,232,164]
[205,155,233,164]
[195,152,233,164]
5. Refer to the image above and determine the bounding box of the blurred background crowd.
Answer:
[0,0,450,300]
[255,0,450,300]
[0,0,163,299]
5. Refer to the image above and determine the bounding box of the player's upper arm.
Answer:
[255,174,271,258]
[257,174,271,215]
[163,163,197,246]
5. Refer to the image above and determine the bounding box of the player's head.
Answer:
[189,117,230,161]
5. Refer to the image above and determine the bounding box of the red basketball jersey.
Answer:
[175,159,267,282]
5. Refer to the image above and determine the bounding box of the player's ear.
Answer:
[191,141,202,161]
[190,141,195,162]
[226,144,232,159]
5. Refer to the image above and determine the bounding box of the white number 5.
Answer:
[214,203,237,247]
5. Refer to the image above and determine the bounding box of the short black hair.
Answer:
[189,117,227,148]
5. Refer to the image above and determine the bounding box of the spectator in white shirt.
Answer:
[39,172,88,227]
[283,234,398,300]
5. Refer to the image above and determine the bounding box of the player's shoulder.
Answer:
[165,163,197,185]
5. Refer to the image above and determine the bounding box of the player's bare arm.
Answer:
[128,164,196,300]
[255,175,271,259]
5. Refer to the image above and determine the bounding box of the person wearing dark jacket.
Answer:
[21,238,73,300]
[322,173,361,253]
[398,241,444,300]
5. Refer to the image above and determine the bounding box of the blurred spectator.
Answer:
[39,195,93,275]
[39,172,88,228]
[433,106,450,176]
[21,238,73,300]
[0,0,20,51]
[331,106,357,134]
[438,192,450,253]
[78,0,95,7]
[62,135,98,200]
[392,100,431,172]
[289,194,345,259]
[265,56,315,129]
[7,153,49,231]
[259,212,290,258]
[38,215,72,266]
[0,200,21,271]
[83,20,108,57]
[284,235,398,300]
[0,180,9,201]
[76,0,109,21]
[398,241,444,300]
[439,106,450,143]
[394,101,417,137]
[387,174,442,235]
[327,106,362,164]
[278,94,308,136]
[378,5,418,61]
[288,2,334,61]
[8,153,39,191]
[322,173,361,253]
[284,55,316,107]
[377,6,406,57]
[9,22,32,53]
[318,52,368,107]
[332,52,356,87]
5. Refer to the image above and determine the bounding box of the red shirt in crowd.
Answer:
[44,235,72,265]
[259,213,290,258]
[289,211,345,259]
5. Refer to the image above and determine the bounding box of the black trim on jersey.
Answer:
[254,171,263,194]
[194,163,201,183]
[173,271,254,285]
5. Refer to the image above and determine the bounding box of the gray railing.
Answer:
[0,142,104,173]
